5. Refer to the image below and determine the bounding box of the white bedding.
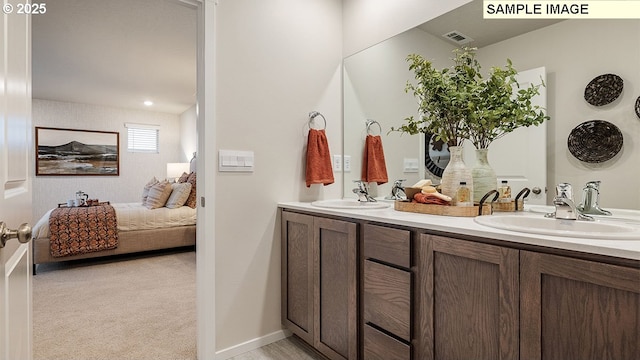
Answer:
[32,202,196,239]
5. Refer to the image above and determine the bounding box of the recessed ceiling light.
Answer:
[143,100,153,106]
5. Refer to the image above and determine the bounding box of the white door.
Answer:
[1,3,34,360]
[465,67,548,205]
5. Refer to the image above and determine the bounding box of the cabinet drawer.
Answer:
[363,324,410,360]
[364,260,411,341]
[363,224,411,268]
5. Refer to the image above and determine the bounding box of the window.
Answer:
[125,123,159,153]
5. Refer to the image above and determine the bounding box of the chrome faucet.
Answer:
[577,181,611,216]
[545,183,593,221]
[353,180,376,202]
[385,179,407,200]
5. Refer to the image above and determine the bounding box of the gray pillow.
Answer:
[165,182,192,209]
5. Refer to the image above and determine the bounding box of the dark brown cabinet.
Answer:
[281,211,358,360]
[520,251,640,360]
[416,234,520,360]
[281,207,639,360]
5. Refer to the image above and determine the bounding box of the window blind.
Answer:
[125,123,159,153]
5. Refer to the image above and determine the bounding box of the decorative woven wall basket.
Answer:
[568,120,623,163]
[584,74,623,106]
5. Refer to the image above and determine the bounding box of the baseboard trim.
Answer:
[215,329,292,359]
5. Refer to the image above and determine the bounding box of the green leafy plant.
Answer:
[391,47,549,149]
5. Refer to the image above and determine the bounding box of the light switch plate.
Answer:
[343,155,351,172]
[333,155,342,171]
[403,158,419,173]
[219,150,254,172]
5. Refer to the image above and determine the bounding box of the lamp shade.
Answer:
[167,162,190,180]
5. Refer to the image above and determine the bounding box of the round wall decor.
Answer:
[635,96,640,119]
[584,74,623,106]
[568,120,623,163]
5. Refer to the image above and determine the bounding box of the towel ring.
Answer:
[308,111,326,130]
[366,119,382,135]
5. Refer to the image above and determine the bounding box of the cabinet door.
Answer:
[314,217,358,360]
[521,251,640,360]
[416,234,519,360]
[281,211,314,344]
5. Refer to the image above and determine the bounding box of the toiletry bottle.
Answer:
[498,180,512,203]
[456,181,472,207]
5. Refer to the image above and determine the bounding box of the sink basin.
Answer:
[311,199,390,210]
[475,214,640,240]
[527,206,640,224]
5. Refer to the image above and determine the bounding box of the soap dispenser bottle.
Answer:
[498,180,512,203]
[455,181,472,207]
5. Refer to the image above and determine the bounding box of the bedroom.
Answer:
[30,0,198,270]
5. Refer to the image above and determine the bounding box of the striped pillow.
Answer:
[165,182,192,209]
[144,180,173,209]
[142,176,159,203]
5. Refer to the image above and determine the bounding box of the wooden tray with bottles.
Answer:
[394,200,492,217]
[492,199,525,212]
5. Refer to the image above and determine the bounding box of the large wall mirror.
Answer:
[343,0,640,209]
[342,0,556,202]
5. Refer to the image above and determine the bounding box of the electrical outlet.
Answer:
[333,155,342,171]
[343,155,351,172]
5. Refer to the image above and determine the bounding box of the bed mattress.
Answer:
[33,202,197,239]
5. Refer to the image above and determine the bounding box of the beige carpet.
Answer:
[33,249,196,360]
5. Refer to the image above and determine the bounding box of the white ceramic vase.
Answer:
[440,146,473,205]
[471,148,497,203]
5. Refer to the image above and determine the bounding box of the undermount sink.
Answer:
[311,199,390,210]
[474,214,640,240]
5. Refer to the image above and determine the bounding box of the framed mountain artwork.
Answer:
[35,127,119,176]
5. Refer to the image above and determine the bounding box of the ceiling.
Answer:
[32,0,197,115]
[418,0,564,48]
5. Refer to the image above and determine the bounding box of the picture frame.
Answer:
[35,127,119,176]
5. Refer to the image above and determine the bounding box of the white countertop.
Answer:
[278,201,640,261]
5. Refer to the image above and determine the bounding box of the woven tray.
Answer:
[394,200,491,217]
[492,200,525,212]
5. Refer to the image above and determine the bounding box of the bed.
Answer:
[31,202,196,273]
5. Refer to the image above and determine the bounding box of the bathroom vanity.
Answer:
[279,202,639,360]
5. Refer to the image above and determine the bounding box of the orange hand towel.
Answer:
[362,134,388,185]
[306,129,335,187]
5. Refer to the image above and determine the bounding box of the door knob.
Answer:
[0,222,32,248]
[532,187,542,195]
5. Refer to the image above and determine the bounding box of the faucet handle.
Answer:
[585,180,601,190]
[556,182,574,201]
[393,179,406,187]
[353,180,367,192]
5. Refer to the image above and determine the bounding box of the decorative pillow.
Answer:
[144,180,173,209]
[177,172,190,183]
[184,172,197,209]
[142,176,159,203]
[165,182,192,209]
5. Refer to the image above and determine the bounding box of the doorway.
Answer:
[29,0,210,358]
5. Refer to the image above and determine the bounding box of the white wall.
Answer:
[477,20,640,209]
[342,0,471,57]
[180,104,197,162]
[214,0,343,352]
[32,99,184,220]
